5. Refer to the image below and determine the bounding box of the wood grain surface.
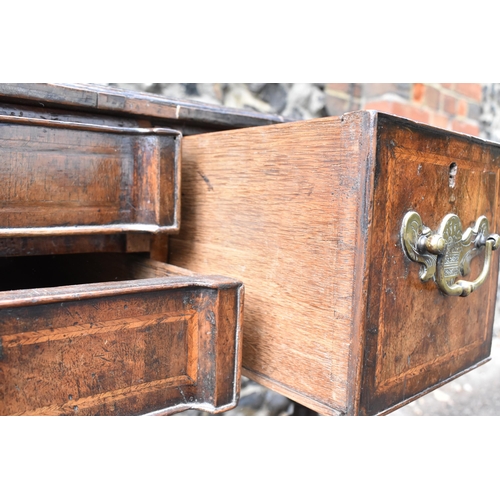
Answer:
[169,111,500,415]
[0,84,287,132]
[0,254,243,416]
[359,114,500,414]
[169,112,377,414]
[0,84,284,259]
[0,115,181,236]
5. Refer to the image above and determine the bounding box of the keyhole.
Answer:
[449,163,458,188]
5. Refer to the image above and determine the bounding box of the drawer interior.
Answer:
[0,252,190,292]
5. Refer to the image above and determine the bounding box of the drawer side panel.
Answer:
[169,114,374,413]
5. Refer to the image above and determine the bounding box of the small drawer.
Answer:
[0,254,243,416]
[169,111,500,415]
[0,115,181,237]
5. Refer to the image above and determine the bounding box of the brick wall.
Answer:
[325,83,482,136]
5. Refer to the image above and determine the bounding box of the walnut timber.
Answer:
[169,111,500,415]
[0,85,247,416]
[0,83,287,133]
[0,254,243,416]
[1,84,498,416]
[0,115,181,236]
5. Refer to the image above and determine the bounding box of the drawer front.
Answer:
[359,114,500,414]
[0,255,243,416]
[0,116,180,236]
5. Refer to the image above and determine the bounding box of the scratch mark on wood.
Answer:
[197,171,214,191]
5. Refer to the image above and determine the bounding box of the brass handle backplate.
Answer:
[401,211,500,297]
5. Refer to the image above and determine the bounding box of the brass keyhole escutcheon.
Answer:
[401,211,500,297]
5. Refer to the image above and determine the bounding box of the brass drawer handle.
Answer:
[401,211,500,297]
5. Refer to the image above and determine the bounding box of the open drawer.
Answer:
[0,254,243,415]
[169,111,500,415]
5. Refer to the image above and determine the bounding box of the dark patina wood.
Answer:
[0,115,180,237]
[1,84,497,416]
[0,84,285,260]
[0,83,287,134]
[0,253,243,416]
[168,111,500,415]
[359,114,500,414]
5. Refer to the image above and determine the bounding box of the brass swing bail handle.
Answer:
[401,211,500,297]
